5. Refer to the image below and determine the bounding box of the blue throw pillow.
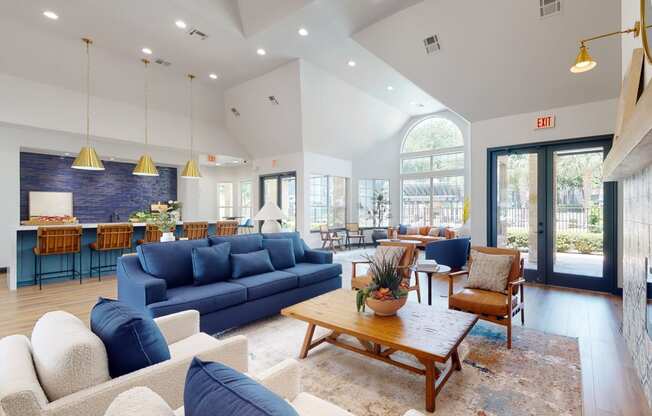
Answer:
[137,239,209,288]
[185,358,299,416]
[191,242,231,285]
[90,298,170,378]
[398,224,408,235]
[209,234,263,254]
[231,250,275,279]
[262,232,305,262]
[262,239,296,270]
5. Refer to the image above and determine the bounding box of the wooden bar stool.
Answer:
[182,221,208,240]
[33,226,83,290]
[137,224,163,245]
[215,220,238,236]
[89,223,134,280]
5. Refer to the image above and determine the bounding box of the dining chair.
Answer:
[345,223,365,249]
[319,224,343,252]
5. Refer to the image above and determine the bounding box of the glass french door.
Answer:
[259,172,296,231]
[488,137,617,292]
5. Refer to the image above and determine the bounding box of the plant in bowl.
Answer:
[149,208,177,242]
[356,253,408,316]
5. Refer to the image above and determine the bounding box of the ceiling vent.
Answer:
[539,0,561,18]
[268,96,279,105]
[231,108,241,117]
[154,58,171,66]
[423,35,441,55]
[188,28,209,40]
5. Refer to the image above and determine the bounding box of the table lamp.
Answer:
[254,202,284,233]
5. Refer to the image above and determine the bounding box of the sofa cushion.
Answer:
[262,239,296,270]
[0,335,49,408]
[184,358,299,416]
[209,234,263,254]
[91,298,170,378]
[105,387,175,416]
[168,333,221,359]
[398,224,407,235]
[449,288,516,316]
[283,263,342,287]
[229,271,298,301]
[231,250,275,279]
[406,226,419,235]
[263,232,306,263]
[291,392,354,416]
[137,239,209,289]
[31,311,110,401]
[191,242,231,285]
[148,282,247,317]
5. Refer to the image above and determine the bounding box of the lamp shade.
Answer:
[180,159,201,179]
[254,203,284,221]
[71,146,105,170]
[570,44,597,73]
[133,154,159,176]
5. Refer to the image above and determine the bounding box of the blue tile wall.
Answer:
[20,152,177,223]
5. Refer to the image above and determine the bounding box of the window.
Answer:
[358,179,390,227]
[400,117,465,227]
[217,183,234,219]
[240,181,252,219]
[310,174,348,230]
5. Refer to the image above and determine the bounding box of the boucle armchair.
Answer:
[0,310,247,416]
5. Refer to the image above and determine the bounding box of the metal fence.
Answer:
[401,203,464,226]
[498,205,603,232]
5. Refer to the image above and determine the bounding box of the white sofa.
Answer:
[0,310,247,416]
[145,357,425,416]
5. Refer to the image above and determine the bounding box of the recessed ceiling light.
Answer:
[298,28,309,36]
[43,11,59,20]
[257,48,267,56]
[347,60,356,67]
[386,85,394,91]
[209,73,218,80]
[142,47,153,55]
[175,20,187,29]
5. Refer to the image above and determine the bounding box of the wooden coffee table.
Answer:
[281,289,478,413]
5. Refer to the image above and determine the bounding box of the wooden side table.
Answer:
[412,264,452,306]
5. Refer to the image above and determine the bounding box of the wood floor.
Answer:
[0,268,650,415]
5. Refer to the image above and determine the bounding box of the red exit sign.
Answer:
[207,154,216,163]
[535,115,555,130]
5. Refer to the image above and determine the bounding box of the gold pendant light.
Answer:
[72,38,105,171]
[133,58,159,176]
[181,74,202,179]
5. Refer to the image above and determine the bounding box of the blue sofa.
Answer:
[117,232,342,334]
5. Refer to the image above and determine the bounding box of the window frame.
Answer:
[399,116,466,226]
[217,182,234,219]
[239,180,252,219]
[309,174,349,230]
[358,178,390,228]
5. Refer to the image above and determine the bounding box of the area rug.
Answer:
[218,315,582,415]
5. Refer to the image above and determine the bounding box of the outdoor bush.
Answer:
[505,229,602,254]
[571,233,603,254]
[556,232,573,253]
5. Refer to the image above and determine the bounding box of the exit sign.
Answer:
[535,115,555,130]
[207,154,216,163]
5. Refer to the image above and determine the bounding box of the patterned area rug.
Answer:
[218,315,582,415]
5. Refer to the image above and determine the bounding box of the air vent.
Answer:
[188,28,209,40]
[231,108,241,117]
[423,35,441,55]
[539,0,561,18]
[268,96,279,105]
[154,58,171,66]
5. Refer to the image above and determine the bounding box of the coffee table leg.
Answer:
[452,349,462,371]
[300,323,316,359]
[428,272,433,306]
[424,359,436,412]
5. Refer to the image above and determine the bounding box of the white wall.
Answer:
[622,0,651,85]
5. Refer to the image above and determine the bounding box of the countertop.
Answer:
[16,220,222,231]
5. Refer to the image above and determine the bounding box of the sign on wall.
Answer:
[535,115,555,130]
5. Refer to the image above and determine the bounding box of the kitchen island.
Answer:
[13,221,220,288]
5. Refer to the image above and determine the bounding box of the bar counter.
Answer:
[14,221,219,287]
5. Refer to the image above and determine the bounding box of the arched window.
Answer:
[400,116,465,226]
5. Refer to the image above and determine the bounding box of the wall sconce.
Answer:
[571,21,641,73]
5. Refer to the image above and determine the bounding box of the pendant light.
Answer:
[133,58,159,176]
[71,38,105,171]
[181,74,201,179]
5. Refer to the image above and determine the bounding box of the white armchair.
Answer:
[0,310,247,416]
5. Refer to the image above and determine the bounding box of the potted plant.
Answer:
[356,253,408,316]
[167,200,182,222]
[363,191,392,245]
[149,208,177,242]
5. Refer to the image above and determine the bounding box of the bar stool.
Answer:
[238,218,255,234]
[215,220,238,236]
[89,223,134,280]
[33,226,83,290]
[137,224,163,245]
[182,221,208,240]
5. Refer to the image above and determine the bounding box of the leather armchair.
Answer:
[446,246,525,349]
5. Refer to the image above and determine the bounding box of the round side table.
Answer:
[411,264,452,306]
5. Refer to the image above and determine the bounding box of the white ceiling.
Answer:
[0,0,443,118]
[354,0,623,122]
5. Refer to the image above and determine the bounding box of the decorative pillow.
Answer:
[374,245,405,267]
[428,227,441,236]
[104,387,175,416]
[231,250,275,279]
[0,335,49,407]
[398,224,408,235]
[191,242,231,285]
[263,232,306,263]
[31,311,110,401]
[406,226,420,235]
[262,239,296,270]
[184,358,299,416]
[137,239,209,288]
[465,250,514,294]
[90,298,170,378]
